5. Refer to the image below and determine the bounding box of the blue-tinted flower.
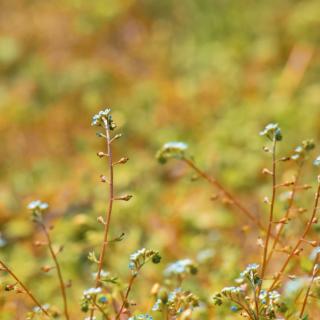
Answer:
[98,296,108,304]
[240,263,259,278]
[128,248,161,274]
[91,108,116,130]
[27,200,49,212]
[269,290,280,303]
[164,259,197,278]
[152,299,163,312]
[156,142,188,164]
[230,305,239,312]
[260,123,282,141]
[314,156,320,166]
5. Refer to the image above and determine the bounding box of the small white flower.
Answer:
[27,200,49,211]
[83,287,102,298]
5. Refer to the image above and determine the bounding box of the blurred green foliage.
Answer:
[0,0,320,318]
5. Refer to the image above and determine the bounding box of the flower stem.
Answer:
[0,260,50,317]
[40,224,69,320]
[270,180,320,291]
[90,118,114,320]
[260,139,277,282]
[299,253,319,318]
[266,163,303,264]
[183,158,275,239]
[116,274,137,319]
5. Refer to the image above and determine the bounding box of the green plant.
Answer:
[2,111,320,320]
[157,123,320,319]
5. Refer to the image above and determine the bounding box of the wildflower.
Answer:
[83,287,102,298]
[32,304,50,313]
[152,299,164,312]
[269,290,280,303]
[98,295,108,304]
[164,259,198,278]
[91,108,116,130]
[230,305,239,312]
[27,200,49,223]
[128,248,161,274]
[27,200,49,212]
[166,289,199,315]
[221,286,244,297]
[196,249,215,264]
[260,123,282,141]
[156,142,188,164]
[314,155,320,166]
[240,263,259,278]
[259,290,268,301]
[310,247,320,260]
[291,140,315,161]
[92,270,109,279]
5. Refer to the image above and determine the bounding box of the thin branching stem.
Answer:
[266,163,303,264]
[299,253,319,318]
[93,299,110,320]
[40,224,69,320]
[261,139,277,281]
[90,118,114,320]
[232,298,256,320]
[270,181,320,291]
[249,278,260,319]
[116,274,137,320]
[0,260,50,317]
[183,158,267,234]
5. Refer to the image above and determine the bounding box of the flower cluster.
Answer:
[260,123,282,141]
[259,290,283,318]
[291,139,315,161]
[212,264,285,319]
[164,259,198,279]
[314,155,320,167]
[91,108,116,130]
[83,287,102,298]
[212,286,245,306]
[80,287,108,313]
[128,248,161,275]
[156,142,188,164]
[27,200,49,223]
[239,263,261,284]
[153,288,199,317]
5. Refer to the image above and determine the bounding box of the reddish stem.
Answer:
[0,260,50,317]
[90,118,114,320]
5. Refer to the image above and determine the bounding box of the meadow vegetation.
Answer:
[1,1,320,319]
